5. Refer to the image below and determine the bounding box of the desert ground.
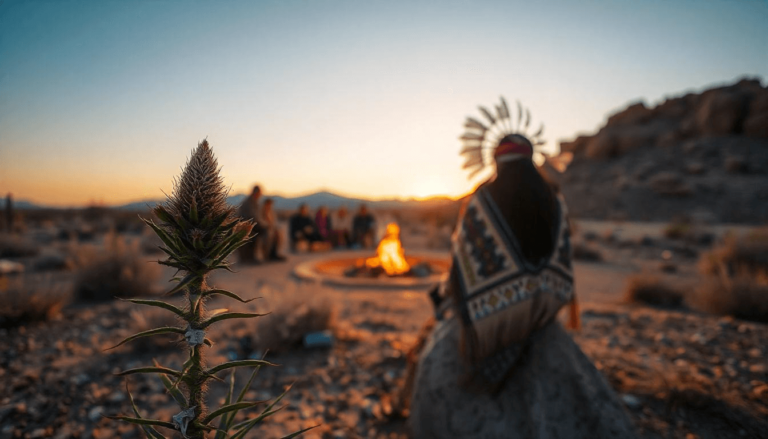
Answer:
[1,210,766,439]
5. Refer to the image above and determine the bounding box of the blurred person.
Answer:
[314,206,332,242]
[331,206,352,247]
[288,203,322,252]
[352,204,376,248]
[407,99,636,438]
[237,185,265,264]
[260,198,286,262]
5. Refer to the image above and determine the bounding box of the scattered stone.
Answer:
[88,406,105,422]
[621,394,641,409]
[304,331,334,349]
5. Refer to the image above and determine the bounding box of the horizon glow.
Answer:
[1,0,766,207]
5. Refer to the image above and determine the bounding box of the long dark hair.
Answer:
[482,159,558,264]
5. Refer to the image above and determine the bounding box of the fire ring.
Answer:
[292,250,450,289]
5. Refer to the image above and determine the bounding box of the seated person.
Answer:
[237,185,264,263]
[259,198,286,261]
[315,206,332,242]
[352,204,376,248]
[288,204,322,252]
[331,206,352,248]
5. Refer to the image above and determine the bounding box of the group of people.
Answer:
[237,185,379,263]
[288,203,376,252]
[237,185,285,264]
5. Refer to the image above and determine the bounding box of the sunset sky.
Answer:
[1,0,766,207]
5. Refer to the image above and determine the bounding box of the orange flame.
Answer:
[365,223,411,276]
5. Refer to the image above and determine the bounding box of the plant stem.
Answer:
[187,278,207,439]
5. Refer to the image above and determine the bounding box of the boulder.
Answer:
[606,101,652,127]
[695,90,747,136]
[648,172,692,197]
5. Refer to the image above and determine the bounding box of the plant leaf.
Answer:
[166,272,199,296]
[126,383,166,439]
[280,425,320,438]
[207,360,277,376]
[230,405,287,438]
[223,357,265,432]
[116,366,182,378]
[202,401,265,425]
[153,360,188,408]
[214,371,236,439]
[105,327,184,350]
[142,219,181,254]
[106,415,176,429]
[203,289,257,304]
[121,298,186,319]
[201,312,268,328]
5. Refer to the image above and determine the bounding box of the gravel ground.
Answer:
[1,248,766,439]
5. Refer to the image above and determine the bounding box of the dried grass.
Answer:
[250,283,336,352]
[624,274,685,308]
[695,229,768,322]
[72,233,160,302]
[0,234,40,258]
[0,274,70,328]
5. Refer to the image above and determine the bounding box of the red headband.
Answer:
[494,141,533,158]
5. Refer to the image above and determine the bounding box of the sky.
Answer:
[0,0,766,207]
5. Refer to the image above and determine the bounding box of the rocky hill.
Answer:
[549,78,768,223]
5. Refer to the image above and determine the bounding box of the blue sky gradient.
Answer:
[1,0,766,206]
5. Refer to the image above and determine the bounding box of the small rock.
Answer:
[88,405,105,422]
[71,373,90,385]
[303,330,334,348]
[108,392,126,403]
[30,428,46,439]
[621,394,641,409]
[749,364,766,374]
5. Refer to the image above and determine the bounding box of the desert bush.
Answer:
[0,274,69,329]
[694,271,768,323]
[664,220,693,240]
[572,240,603,262]
[249,283,335,352]
[624,274,685,308]
[695,230,768,322]
[0,233,40,258]
[72,233,160,301]
[699,228,768,276]
[107,141,312,438]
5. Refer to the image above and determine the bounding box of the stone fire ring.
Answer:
[292,250,451,289]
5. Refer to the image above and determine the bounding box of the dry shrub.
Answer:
[624,274,684,308]
[0,275,70,328]
[695,229,768,322]
[125,307,181,351]
[694,272,768,323]
[72,233,160,302]
[699,228,768,276]
[664,220,693,240]
[0,234,40,258]
[572,240,603,262]
[251,283,336,352]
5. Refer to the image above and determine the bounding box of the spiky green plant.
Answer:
[108,141,314,438]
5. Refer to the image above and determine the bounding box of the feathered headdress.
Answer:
[460,97,545,178]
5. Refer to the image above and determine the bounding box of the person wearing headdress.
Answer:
[407,98,637,438]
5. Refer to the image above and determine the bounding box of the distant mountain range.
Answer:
[11,191,457,212]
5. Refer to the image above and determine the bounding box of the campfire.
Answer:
[364,223,410,275]
[345,223,435,278]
